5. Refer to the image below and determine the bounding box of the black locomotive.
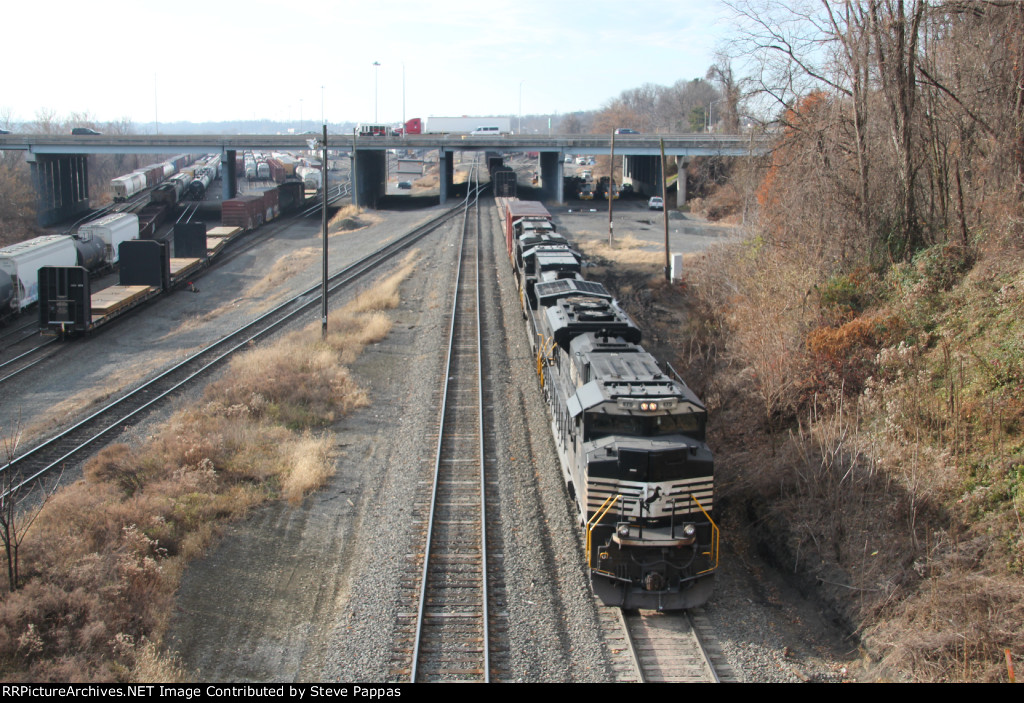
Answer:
[499,197,718,610]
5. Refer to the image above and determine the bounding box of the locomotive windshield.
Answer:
[584,410,705,442]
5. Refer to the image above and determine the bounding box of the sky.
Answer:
[4,0,733,129]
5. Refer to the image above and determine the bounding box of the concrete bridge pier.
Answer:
[222,149,238,200]
[539,152,564,203]
[675,156,688,207]
[438,151,454,204]
[29,153,90,227]
[354,149,386,208]
[623,154,663,198]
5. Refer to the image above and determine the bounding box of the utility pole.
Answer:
[608,131,616,245]
[661,138,670,281]
[321,126,329,338]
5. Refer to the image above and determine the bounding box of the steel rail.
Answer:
[473,173,490,683]
[410,166,490,682]
[686,610,720,683]
[0,339,59,385]
[618,608,719,683]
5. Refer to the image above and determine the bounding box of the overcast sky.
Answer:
[5,0,733,128]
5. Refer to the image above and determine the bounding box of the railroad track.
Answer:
[0,337,59,386]
[615,607,733,683]
[390,169,505,682]
[0,198,471,494]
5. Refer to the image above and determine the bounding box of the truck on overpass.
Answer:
[403,117,512,135]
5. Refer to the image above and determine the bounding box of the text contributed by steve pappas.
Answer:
[2,685,406,699]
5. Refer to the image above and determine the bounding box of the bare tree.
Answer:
[706,52,743,132]
[869,0,926,255]
[560,112,586,134]
[0,423,62,592]
[656,78,720,132]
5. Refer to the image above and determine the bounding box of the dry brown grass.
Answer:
[328,204,365,233]
[281,432,336,505]
[578,234,665,266]
[346,251,419,315]
[245,246,320,298]
[0,255,423,681]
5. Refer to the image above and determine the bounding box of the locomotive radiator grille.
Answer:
[585,476,714,522]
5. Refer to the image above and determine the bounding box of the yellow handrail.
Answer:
[688,494,720,575]
[586,494,622,568]
[535,333,546,380]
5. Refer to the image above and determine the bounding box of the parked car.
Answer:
[71,127,101,135]
[620,183,633,194]
[397,181,412,190]
[0,128,10,135]
[615,128,639,134]
[648,196,664,210]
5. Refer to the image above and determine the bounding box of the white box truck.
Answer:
[423,117,512,134]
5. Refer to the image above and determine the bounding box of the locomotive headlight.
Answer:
[617,524,630,538]
[640,401,659,411]
[682,523,696,538]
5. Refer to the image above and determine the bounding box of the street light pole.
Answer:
[373,61,381,122]
[518,80,524,134]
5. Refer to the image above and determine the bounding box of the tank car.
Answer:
[76,213,139,266]
[296,165,322,190]
[189,170,212,200]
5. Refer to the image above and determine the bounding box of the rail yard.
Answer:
[0,159,853,682]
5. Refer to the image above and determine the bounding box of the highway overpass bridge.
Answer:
[0,133,771,226]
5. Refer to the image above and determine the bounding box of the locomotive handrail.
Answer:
[689,494,720,575]
[586,493,622,570]
[535,333,547,379]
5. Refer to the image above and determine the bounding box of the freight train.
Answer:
[0,214,140,317]
[111,154,194,201]
[498,197,718,610]
[34,182,307,336]
[2,176,307,326]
